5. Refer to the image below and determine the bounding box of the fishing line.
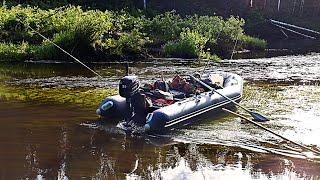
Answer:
[25,24,103,78]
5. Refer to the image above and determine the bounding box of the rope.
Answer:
[25,23,103,78]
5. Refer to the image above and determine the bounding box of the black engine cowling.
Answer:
[119,75,140,98]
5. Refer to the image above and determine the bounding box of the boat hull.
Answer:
[97,72,243,132]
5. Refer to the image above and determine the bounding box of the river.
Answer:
[0,53,320,179]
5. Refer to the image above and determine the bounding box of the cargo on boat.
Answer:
[96,72,243,133]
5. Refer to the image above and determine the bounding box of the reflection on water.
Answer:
[0,54,320,179]
[1,84,320,179]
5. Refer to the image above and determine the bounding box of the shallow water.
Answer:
[0,53,320,179]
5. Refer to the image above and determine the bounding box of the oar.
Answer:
[188,75,269,122]
[222,108,320,156]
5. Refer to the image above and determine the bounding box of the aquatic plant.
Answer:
[0,85,117,109]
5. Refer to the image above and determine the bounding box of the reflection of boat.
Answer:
[96,72,243,133]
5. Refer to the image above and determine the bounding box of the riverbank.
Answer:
[0,5,266,62]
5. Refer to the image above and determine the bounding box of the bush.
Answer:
[0,42,29,61]
[93,10,151,58]
[30,31,77,60]
[211,16,247,57]
[183,15,224,45]
[95,28,150,58]
[239,35,267,50]
[144,11,183,42]
[113,29,149,56]
[0,5,266,61]
[164,29,209,59]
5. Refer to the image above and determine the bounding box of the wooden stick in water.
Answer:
[222,108,320,156]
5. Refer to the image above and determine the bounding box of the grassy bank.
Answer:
[0,5,266,61]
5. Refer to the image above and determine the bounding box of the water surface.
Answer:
[0,53,320,179]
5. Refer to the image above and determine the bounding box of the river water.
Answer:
[0,53,320,179]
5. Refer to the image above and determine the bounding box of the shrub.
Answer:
[0,42,29,61]
[183,15,224,45]
[0,5,266,61]
[164,29,209,59]
[95,28,150,59]
[144,11,183,42]
[239,35,267,50]
[211,16,247,57]
[30,31,76,60]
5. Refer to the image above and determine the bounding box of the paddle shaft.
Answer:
[188,75,251,114]
[222,108,320,155]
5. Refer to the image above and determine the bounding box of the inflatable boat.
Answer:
[96,72,243,133]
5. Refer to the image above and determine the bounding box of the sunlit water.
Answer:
[0,53,320,179]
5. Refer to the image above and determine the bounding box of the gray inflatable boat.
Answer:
[96,72,243,133]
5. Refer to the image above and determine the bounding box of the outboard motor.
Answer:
[119,76,140,122]
[96,75,139,118]
[119,75,140,99]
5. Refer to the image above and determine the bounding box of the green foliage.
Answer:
[222,16,245,40]
[112,29,147,56]
[150,14,253,59]
[144,11,183,42]
[93,10,150,58]
[239,35,267,50]
[30,31,76,60]
[0,5,266,61]
[212,16,247,57]
[184,15,224,45]
[164,29,208,59]
[95,28,150,58]
[0,42,29,61]
[200,51,220,61]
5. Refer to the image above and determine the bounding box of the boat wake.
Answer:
[80,119,320,161]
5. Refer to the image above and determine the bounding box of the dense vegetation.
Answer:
[0,5,266,61]
[4,0,141,10]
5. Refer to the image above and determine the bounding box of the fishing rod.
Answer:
[271,22,317,40]
[24,23,103,78]
[270,19,320,36]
